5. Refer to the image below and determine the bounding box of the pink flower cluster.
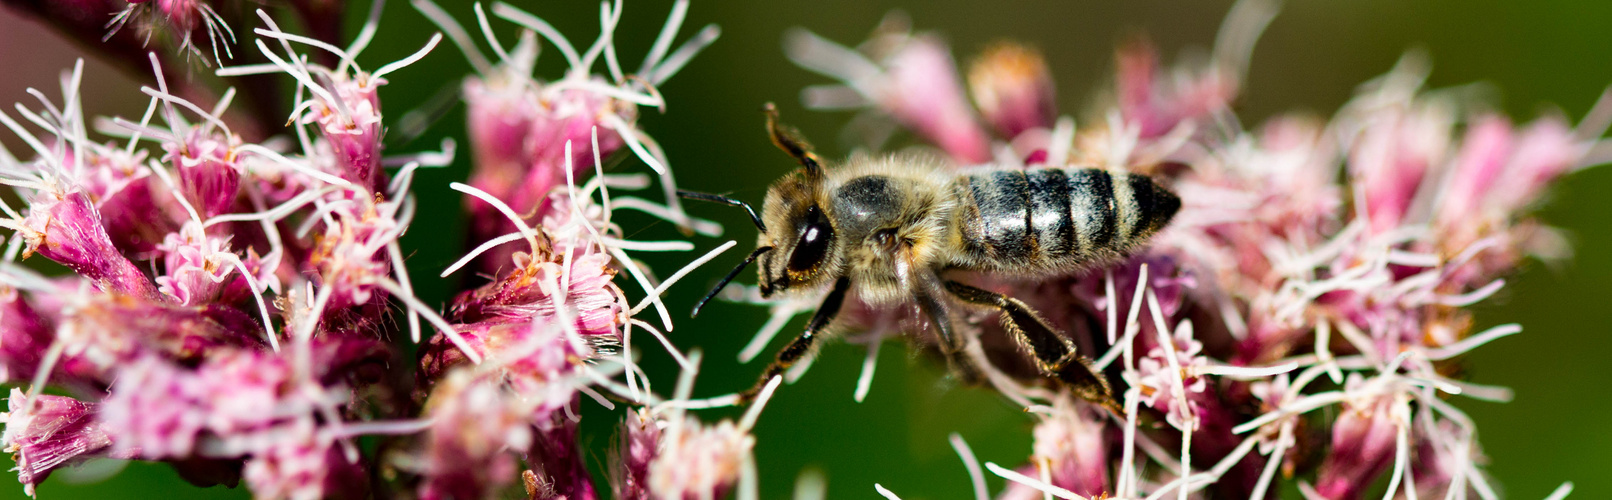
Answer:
[782,2,1601,499]
[0,1,776,499]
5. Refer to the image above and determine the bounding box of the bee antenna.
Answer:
[677,189,767,233]
[692,246,773,318]
[763,102,824,178]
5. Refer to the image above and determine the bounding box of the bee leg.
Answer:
[763,102,824,176]
[739,276,852,404]
[912,270,982,385]
[943,280,1118,411]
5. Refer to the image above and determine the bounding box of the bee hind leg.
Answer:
[739,276,852,405]
[942,280,1118,411]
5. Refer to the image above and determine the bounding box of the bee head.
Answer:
[680,103,843,317]
[756,170,837,298]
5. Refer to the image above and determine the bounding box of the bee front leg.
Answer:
[740,276,852,404]
[943,281,1118,412]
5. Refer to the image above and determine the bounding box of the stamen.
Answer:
[629,240,736,317]
[204,186,335,227]
[874,484,903,500]
[577,0,622,77]
[387,242,422,343]
[1195,361,1299,379]
[625,318,691,371]
[329,418,435,438]
[450,181,542,258]
[229,257,281,352]
[640,0,689,75]
[605,245,673,331]
[602,237,695,252]
[252,29,356,69]
[601,108,667,174]
[491,3,583,74]
[738,299,807,362]
[139,87,233,138]
[649,24,720,85]
[117,92,159,153]
[1424,323,1521,360]
[1545,482,1575,500]
[372,33,445,80]
[608,197,722,236]
[1094,263,1150,371]
[737,375,783,431]
[793,469,827,500]
[147,53,188,140]
[853,339,880,402]
[948,434,989,500]
[384,137,456,168]
[441,232,524,277]
[251,40,345,124]
[341,0,389,73]
[369,277,482,363]
[782,28,882,95]
[216,63,288,77]
[983,462,1088,500]
[412,0,493,74]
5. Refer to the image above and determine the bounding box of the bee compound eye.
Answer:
[787,208,833,273]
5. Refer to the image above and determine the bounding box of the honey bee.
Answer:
[681,104,1179,409]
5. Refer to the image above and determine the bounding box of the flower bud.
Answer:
[882,35,992,163]
[0,389,126,496]
[23,191,160,299]
[969,42,1058,139]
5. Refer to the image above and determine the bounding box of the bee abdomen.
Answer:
[952,168,1179,272]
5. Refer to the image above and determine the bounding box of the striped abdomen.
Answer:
[948,167,1179,273]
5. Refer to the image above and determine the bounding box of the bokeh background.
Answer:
[2,0,1611,498]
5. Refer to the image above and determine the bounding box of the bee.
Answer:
[681,104,1179,409]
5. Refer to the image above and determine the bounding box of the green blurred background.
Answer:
[2,0,1611,498]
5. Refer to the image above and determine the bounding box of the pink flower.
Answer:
[1132,321,1210,431]
[646,415,753,500]
[100,352,291,459]
[611,408,661,500]
[1115,39,1238,140]
[304,75,386,190]
[881,35,992,163]
[525,413,598,500]
[786,20,992,163]
[163,129,242,218]
[242,418,368,500]
[1345,100,1450,235]
[1313,388,1403,500]
[416,371,534,500]
[1000,397,1109,499]
[154,222,236,305]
